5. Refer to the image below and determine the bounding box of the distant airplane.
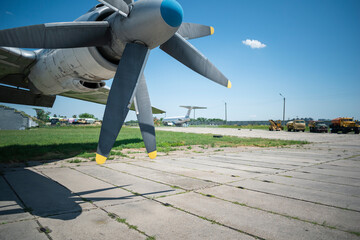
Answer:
[0,0,231,164]
[163,106,206,127]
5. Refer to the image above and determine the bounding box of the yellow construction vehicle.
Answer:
[287,119,306,132]
[330,117,359,134]
[269,120,283,131]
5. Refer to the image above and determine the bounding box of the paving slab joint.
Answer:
[195,190,360,236]
[155,197,264,240]
[103,209,155,239]
[35,220,53,240]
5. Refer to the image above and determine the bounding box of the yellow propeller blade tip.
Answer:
[210,26,215,35]
[148,151,157,159]
[227,81,232,89]
[96,154,107,165]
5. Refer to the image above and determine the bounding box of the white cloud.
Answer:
[5,11,14,15]
[242,39,266,49]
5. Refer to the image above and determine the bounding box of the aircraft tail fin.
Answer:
[180,106,207,118]
[185,107,193,118]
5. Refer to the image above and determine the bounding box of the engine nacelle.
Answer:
[28,47,116,95]
[28,5,117,95]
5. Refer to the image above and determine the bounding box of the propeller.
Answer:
[0,22,110,49]
[97,0,129,17]
[177,23,214,40]
[96,43,150,164]
[0,0,231,164]
[160,33,231,88]
[134,75,157,159]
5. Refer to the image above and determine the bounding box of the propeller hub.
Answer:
[109,0,183,50]
[160,0,183,28]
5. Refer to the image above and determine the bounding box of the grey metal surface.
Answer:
[177,23,213,40]
[160,33,229,88]
[0,47,36,89]
[97,43,150,158]
[97,0,129,17]
[135,75,156,154]
[0,22,110,49]
[61,87,165,114]
[123,0,134,4]
[0,85,55,108]
[107,0,179,50]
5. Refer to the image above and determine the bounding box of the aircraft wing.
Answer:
[0,47,56,107]
[0,47,164,114]
[60,87,165,114]
[0,47,35,88]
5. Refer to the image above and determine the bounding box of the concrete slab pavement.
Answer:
[0,177,32,223]
[229,178,360,211]
[159,192,356,240]
[199,185,360,233]
[1,127,360,239]
[37,209,146,240]
[105,199,253,240]
[0,220,49,240]
[75,165,183,198]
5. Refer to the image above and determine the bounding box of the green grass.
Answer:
[0,126,307,163]
[116,218,127,224]
[67,159,82,164]
[110,151,130,158]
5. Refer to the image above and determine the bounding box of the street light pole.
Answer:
[279,93,285,124]
[225,102,227,124]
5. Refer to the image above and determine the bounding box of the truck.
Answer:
[269,120,283,131]
[309,121,328,133]
[286,119,306,132]
[330,117,359,134]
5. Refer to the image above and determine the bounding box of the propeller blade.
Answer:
[134,75,157,159]
[177,23,214,40]
[160,33,231,88]
[0,22,110,49]
[96,43,150,164]
[97,0,129,17]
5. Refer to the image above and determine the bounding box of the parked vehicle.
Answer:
[309,121,328,133]
[286,120,306,132]
[269,120,283,131]
[330,118,359,134]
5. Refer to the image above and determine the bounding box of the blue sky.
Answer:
[1,0,359,121]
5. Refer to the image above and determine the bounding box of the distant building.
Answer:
[0,106,38,130]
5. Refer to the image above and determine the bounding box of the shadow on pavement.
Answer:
[1,169,174,221]
[0,138,143,163]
